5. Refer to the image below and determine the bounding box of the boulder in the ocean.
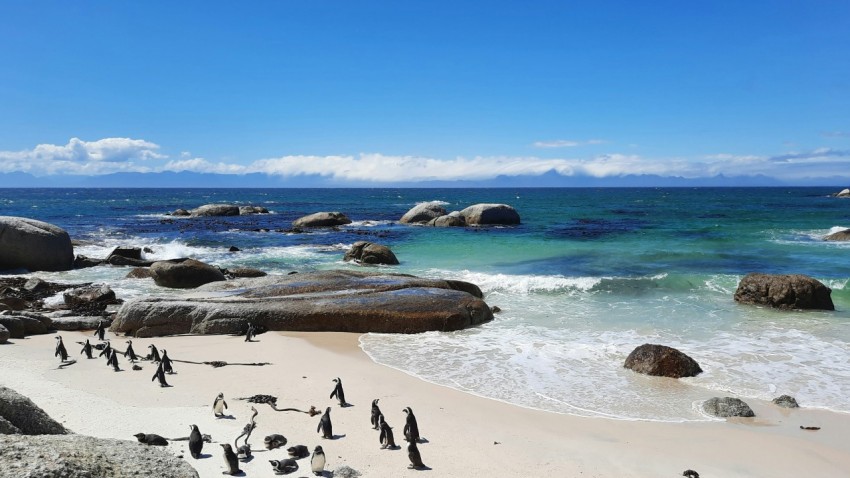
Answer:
[228,245,241,252]
[0,216,74,272]
[772,395,800,408]
[224,267,267,278]
[835,188,850,197]
[293,211,352,228]
[459,203,520,225]
[150,259,226,289]
[63,284,117,314]
[427,214,466,227]
[190,204,240,217]
[623,344,703,378]
[702,397,755,418]
[74,254,104,269]
[0,385,69,435]
[0,324,8,344]
[824,228,850,241]
[734,273,834,310]
[171,208,191,216]
[126,267,154,279]
[239,205,269,215]
[400,202,447,224]
[343,241,400,265]
[107,247,142,261]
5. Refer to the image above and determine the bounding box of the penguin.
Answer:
[220,443,241,475]
[94,320,106,341]
[98,340,112,360]
[244,323,255,342]
[287,445,309,459]
[188,424,203,459]
[329,377,347,407]
[403,407,420,443]
[317,407,333,439]
[237,443,251,462]
[160,349,174,374]
[310,445,326,476]
[683,471,700,478]
[80,339,93,359]
[370,399,382,430]
[134,433,168,446]
[407,440,426,469]
[151,361,169,387]
[148,344,161,362]
[269,458,299,475]
[54,336,69,362]
[213,392,228,417]
[263,434,287,450]
[378,414,397,449]
[107,349,120,371]
[124,340,138,362]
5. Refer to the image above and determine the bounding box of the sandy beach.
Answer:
[2,329,849,477]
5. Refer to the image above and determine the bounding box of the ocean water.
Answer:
[2,187,849,421]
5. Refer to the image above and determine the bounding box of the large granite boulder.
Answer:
[111,270,493,337]
[74,254,104,269]
[835,188,850,197]
[772,395,800,408]
[0,315,49,338]
[400,202,447,224]
[293,211,352,228]
[150,259,226,289]
[126,267,154,279]
[459,204,520,225]
[623,344,703,378]
[343,241,400,265]
[702,397,755,418]
[239,205,269,215]
[51,316,104,331]
[223,267,267,278]
[734,273,834,310]
[190,204,240,217]
[0,324,8,344]
[107,247,142,261]
[427,214,466,227]
[0,435,199,477]
[63,284,117,314]
[0,385,69,435]
[0,216,74,272]
[824,228,850,241]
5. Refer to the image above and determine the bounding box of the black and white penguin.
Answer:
[160,349,174,374]
[134,433,168,446]
[148,344,161,362]
[94,320,106,341]
[317,407,333,439]
[188,424,203,459]
[683,470,700,478]
[370,398,383,429]
[54,336,69,362]
[310,445,326,476]
[151,361,169,387]
[403,407,421,443]
[263,434,287,450]
[98,340,112,360]
[80,339,93,359]
[107,349,120,372]
[330,377,347,407]
[287,445,309,459]
[378,414,397,449]
[407,440,426,469]
[220,443,241,475]
[213,392,228,417]
[269,458,299,474]
[244,323,255,342]
[124,340,138,362]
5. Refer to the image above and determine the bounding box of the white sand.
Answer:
[2,330,850,477]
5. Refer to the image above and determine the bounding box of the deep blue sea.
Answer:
[2,187,849,421]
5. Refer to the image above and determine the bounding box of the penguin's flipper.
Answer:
[224,401,228,409]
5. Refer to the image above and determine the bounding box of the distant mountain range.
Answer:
[0,170,847,188]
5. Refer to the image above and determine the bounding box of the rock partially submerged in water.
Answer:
[181,203,269,217]
[824,228,850,241]
[343,241,400,265]
[427,213,466,227]
[772,395,799,408]
[460,203,520,225]
[0,216,74,272]
[623,344,703,378]
[702,397,755,418]
[734,273,834,310]
[293,211,352,228]
[399,202,447,224]
[150,259,226,289]
[834,188,850,197]
[111,270,492,337]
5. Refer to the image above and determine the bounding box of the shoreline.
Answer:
[2,330,849,477]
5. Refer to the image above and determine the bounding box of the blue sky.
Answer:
[1,1,849,184]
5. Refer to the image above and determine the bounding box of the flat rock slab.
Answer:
[111,270,493,337]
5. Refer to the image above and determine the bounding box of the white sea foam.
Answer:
[425,269,603,295]
[415,200,451,206]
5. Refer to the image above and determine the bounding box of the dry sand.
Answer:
[1,330,849,477]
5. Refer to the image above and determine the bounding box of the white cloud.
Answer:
[0,137,164,175]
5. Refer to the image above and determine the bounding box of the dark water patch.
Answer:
[547,217,653,240]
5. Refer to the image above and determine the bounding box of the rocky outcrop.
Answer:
[702,397,755,418]
[400,202,447,224]
[734,273,834,310]
[50,316,104,331]
[150,259,226,289]
[126,267,154,279]
[190,204,240,217]
[111,270,492,337]
[74,254,104,269]
[772,395,800,408]
[292,211,352,228]
[835,188,850,197]
[0,324,8,344]
[824,228,850,241]
[171,208,191,216]
[0,435,199,477]
[0,315,49,338]
[223,267,267,278]
[239,205,269,215]
[0,385,69,435]
[63,284,118,315]
[107,247,142,261]
[427,214,466,227]
[459,204,520,225]
[343,241,400,265]
[623,344,703,378]
[0,216,74,272]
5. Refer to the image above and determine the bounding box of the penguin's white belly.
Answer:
[311,454,325,472]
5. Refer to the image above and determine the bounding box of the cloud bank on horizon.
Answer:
[1,137,849,184]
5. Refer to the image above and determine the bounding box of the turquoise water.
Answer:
[2,187,849,420]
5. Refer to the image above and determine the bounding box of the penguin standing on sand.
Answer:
[330,377,347,407]
[221,444,241,475]
[124,340,138,362]
[378,414,397,449]
[107,349,121,371]
[407,440,426,469]
[148,344,161,362]
[403,407,421,443]
[98,340,112,360]
[151,361,169,387]
[80,339,93,359]
[188,424,203,459]
[244,323,255,342]
[213,392,228,417]
[94,320,106,341]
[311,445,326,476]
[317,407,333,439]
[54,336,69,362]
[370,399,383,429]
[160,349,174,374]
